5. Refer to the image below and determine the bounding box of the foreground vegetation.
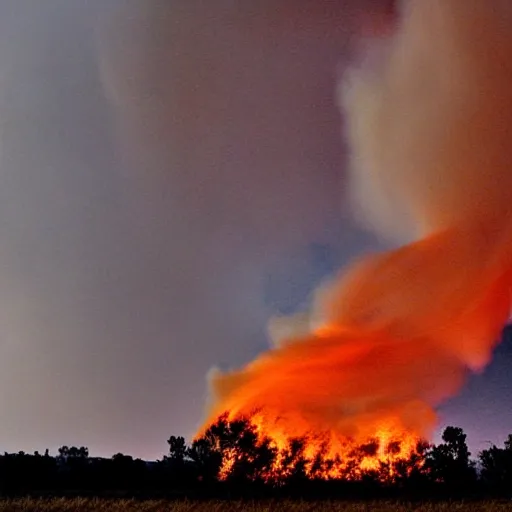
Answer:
[2,421,512,501]
[1,500,512,512]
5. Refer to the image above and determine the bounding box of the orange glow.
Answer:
[221,410,422,481]
[201,228,512,479]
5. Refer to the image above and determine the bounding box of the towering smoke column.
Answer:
[200,0,512,445]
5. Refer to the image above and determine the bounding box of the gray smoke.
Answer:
[0,0,383,458]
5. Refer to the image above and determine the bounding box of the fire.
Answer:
[209,408,423,482]
[202,317,431,480]
[199,0,512,485]
[250,413,421,478]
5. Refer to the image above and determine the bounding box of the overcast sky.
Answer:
[0,0,510,460]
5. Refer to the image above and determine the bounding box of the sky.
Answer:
[0,0,510,460]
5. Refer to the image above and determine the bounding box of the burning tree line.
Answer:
[186,413,428,485]
[2,418,512,499]
[170,415,495,497]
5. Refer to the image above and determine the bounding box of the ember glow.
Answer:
[214,411,423,481]
[199,0,512,480]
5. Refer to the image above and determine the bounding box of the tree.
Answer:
[167,435,187,465]
[479,434,512,495]
[163,435,193,489]
[391,440,430,493]
[56,445,90,489]
[282,437,309,484]
[425,426,476,492]
[192,413,277,487]
[441,427,471,463]
[57,445,89,462]
[188,436,223,484]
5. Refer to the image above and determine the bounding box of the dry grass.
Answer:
[0,499,511,512]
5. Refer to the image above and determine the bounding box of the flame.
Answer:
[198,0,512,481]
[250,412,422,479]
[210,408,423,482]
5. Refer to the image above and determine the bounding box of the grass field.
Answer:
[0,500,511,512]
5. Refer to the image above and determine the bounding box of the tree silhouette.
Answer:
[191,414,278,488]
[425,426,476,492]
[281,437,309,485]
[1,423,509,499]
[57,445,89,462]
[217,416,264,484]
[167,436,187,463]
[187,435,223,484]
[479,434,512,496]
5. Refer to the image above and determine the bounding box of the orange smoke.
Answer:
[199,0,512,476]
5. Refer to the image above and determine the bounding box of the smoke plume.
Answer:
[202,0,512,443]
